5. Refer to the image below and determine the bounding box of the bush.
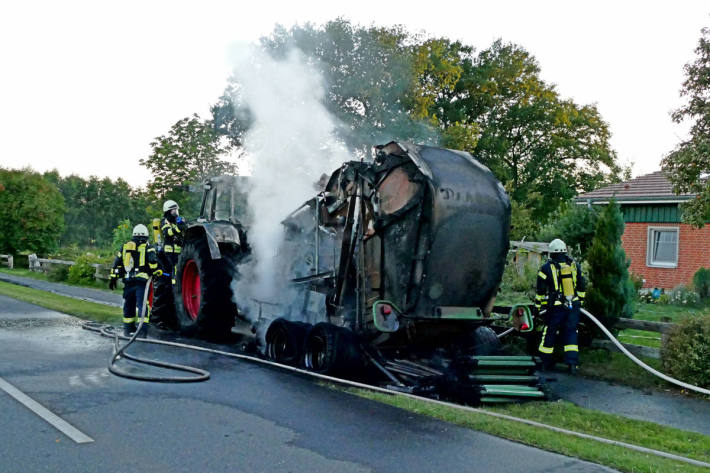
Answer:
[630,272,644,292]
[661,314,710,388]
[501,259,538,297]
[46,264,69,282]
[67,254,101,285]
[659,285,701,307]
[536,202,598,261]
[112,219,133,254]
[693,267,710,300]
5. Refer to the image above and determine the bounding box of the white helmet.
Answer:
[132,224,149,238]
[548,238,567,253]
[163,200,179,213]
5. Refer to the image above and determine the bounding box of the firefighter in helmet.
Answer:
[534,238,587,374]
[150,200,187,329]
[109,224,162,337]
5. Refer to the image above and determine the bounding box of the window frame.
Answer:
[646,226,679,268]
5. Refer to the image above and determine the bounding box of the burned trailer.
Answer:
[266,142,543,403]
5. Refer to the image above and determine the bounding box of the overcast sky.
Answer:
[1,1,707,184]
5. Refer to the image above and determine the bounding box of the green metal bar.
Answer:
[472,356,535,361]
[481,387,545,398]
[482,384,542,392]
[475,360,537,368]
[469,375,539,383]
[470,369,531,376]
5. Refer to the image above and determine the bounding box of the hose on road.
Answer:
[82,277,209,383]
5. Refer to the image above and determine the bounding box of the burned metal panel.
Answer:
[411,144,510,316]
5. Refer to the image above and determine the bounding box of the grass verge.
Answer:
[0,280,121,324]
[345,387,710,473]
[578,348,680,393]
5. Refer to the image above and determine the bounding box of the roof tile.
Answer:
[576,171,694,200]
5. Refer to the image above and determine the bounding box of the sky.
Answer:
[0,0,707,184]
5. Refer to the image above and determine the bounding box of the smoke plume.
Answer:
[228,45,350,320]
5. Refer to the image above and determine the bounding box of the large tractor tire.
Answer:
[303,323,362,375]
[265,318,310,366]
[174,237,239,339]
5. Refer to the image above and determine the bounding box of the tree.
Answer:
[662,27,710,227]
[536,202,599,261]
[43,171,154,248]
[0,168,65,255]
[256,19,441,155]
[585,199,634,330]
[140,114,237,197]
[430,40,623,222]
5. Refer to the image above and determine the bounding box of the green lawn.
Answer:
[346,388,710,473]
[634,301,710,322]
[0,280,121,323]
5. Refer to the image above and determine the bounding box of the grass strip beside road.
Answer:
[0,281,121,324]
[346,388,710,473]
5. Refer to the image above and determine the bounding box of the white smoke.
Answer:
[228,45,350,321]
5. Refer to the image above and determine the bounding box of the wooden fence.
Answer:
[591,317,673,359]
[0,254,13,269]
[28,256,112,282]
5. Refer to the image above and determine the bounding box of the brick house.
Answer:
[575,171,710,289]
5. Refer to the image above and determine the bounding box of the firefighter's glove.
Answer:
[154,269,164,277]
[108,277,117,290]
[176,217,185,224]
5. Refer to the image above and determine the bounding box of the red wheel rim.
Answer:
[182,259,201,320]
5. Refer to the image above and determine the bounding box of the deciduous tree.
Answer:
[0,168,65,255]
[662,27,710,227]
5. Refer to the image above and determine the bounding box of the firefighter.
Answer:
[150,200,187,329]
[109,224,162,337]
[534,238,587,374]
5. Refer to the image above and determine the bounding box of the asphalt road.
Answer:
[0,295,619,473]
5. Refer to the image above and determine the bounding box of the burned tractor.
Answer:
[172,176,250,338]
[264,142,543,403]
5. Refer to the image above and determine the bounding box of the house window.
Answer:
[647,227,679,268]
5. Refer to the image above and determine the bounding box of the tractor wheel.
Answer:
[174,237,239,339]
[470,326,503,356]
[303,323,361,375]
[265,318,310,366]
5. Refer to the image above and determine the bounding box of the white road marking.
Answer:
[0,376,94,444]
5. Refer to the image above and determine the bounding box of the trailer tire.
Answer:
[265,318,310,366]
[174,237,239,340]
[470,326,503,356]
[304,323,361,375]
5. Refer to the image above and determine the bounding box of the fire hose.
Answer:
[82,277,209,383]
[80,287,710,469]
[83,282,710,393]
[579,308,710,396]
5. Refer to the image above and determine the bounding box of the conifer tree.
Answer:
[585,198,635,330]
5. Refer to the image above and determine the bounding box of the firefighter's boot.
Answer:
[123,322,136,337]
[136,324,149,339]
